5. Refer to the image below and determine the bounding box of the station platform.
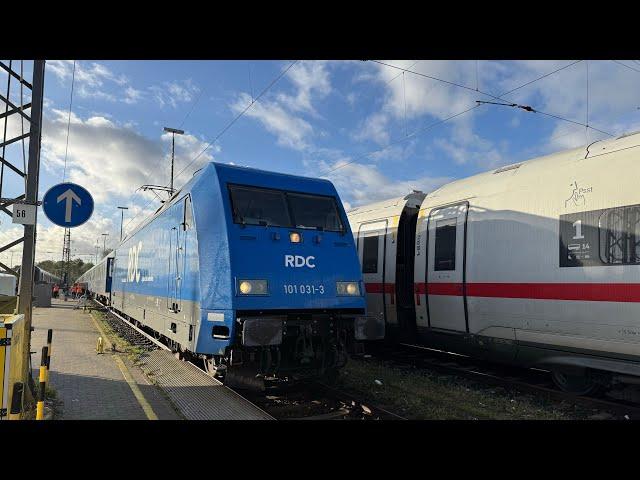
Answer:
[30,298,272,420]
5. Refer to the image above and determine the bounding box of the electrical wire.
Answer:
[374,59,613,138]
[122,60,298,236]
[172,60,298,184]
[321,60,614,175]
[325,60,600,175]
[612,60,640,74]
[62,60,76,182]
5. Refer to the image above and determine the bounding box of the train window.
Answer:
[434,219,456,271]
[362,236,379,273]
[287,193,344,232]
[599,206,640,265]
[229,185,292,228]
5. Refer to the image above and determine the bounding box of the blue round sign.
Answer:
[42,182,94,228]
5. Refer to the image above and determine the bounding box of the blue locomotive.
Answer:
[78,162,370,387]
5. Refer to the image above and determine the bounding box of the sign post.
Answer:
[42,182,94,228]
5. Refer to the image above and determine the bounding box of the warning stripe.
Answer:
[367,282,640,303]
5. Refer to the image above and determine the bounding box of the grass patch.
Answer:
[90,309,146,364]
[336,357,584,420]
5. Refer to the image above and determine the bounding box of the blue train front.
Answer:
[99,162,367,387]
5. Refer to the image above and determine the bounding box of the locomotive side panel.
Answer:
[112,194,200,351]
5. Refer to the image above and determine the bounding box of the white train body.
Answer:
[348,132,640,388]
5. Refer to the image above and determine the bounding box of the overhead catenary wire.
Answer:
[122,60,298,236]
[325,60,593,175]
[62,60,76,182]
[171,60,298,185]
[612,60,640,74]
[373,59,613,138]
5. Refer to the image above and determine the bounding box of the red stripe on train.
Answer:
[365,283,395,294]
[371,282,640,303]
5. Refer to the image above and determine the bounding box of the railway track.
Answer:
[374,342,640,420]
[89,299,405,420]
[242,380,407,420]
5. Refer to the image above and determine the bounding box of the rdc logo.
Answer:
[284,255,316,268]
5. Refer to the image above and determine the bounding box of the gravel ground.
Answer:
[335,357,618,420]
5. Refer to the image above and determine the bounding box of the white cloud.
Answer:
[150,79,199,108]
[124,86,144,104]
[352,113,390,145]
[47,60,141,105]
[229,61,333,152]
[231,92,313,151]
[322,159,450,208]
[37,107,215,233]
[274,61,331,116]
[433,120,506,169]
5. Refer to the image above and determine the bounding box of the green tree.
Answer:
[36,259,94,284]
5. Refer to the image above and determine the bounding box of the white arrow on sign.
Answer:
[57,189,82,223]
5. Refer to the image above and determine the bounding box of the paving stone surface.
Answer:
[30,299,180,420]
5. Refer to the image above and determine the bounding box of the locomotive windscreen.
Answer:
[287,192,344,232]
[229,184,344,232]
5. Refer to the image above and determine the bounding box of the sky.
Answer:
[1,59,640,267]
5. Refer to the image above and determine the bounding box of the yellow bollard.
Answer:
[36,346,48,420]
[96,336,103,354]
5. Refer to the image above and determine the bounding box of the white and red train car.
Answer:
[348,131,640,394]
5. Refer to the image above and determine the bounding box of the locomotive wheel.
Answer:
[551,369,603,396]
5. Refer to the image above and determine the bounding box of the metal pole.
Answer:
[117,206,128,241]
[17,60,45,366]
[170,133,175,195]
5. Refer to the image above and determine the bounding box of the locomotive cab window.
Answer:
[287,192,344,232]
[362,236,379,273]
[228,184,346,232]
[229,185,291,227]
[434,218,457,271]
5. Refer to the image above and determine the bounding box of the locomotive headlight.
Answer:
[290,232,302,243]
[337,281,360,296]
[238,279,268,295]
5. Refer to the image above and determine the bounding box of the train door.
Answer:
[168,198,190,314]
[396,207,419,339]
[358,220,388,330]
[106,257,113,305]
[426,202,468,332]
[168,224,181,313]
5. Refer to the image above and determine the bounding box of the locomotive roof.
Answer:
[123,161,340,241]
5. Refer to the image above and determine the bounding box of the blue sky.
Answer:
[1,59,640,264]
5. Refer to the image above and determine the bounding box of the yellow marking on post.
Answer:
[36,401,44,420]
[113,355,158,420]
[39,365,46,383]
[392,215,400,227]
